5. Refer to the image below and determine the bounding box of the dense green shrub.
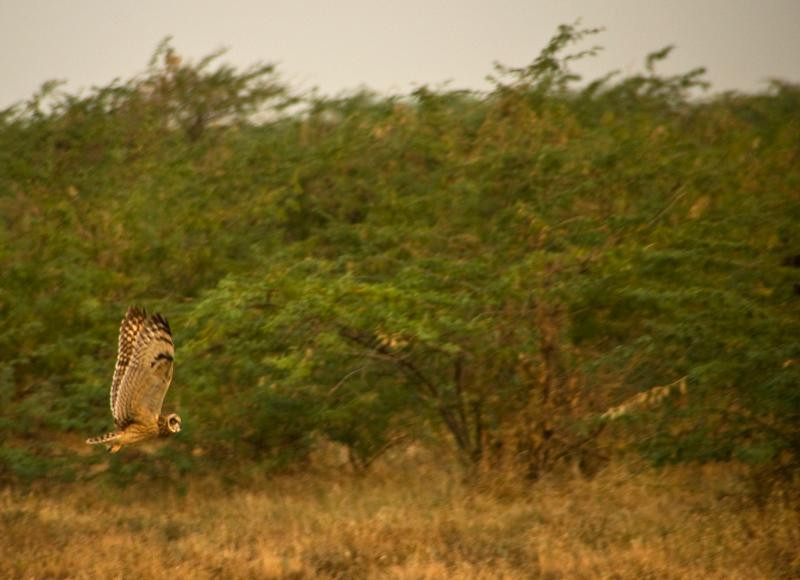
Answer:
[1,26,798,484]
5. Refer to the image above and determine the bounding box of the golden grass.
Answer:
[1,459,798,579]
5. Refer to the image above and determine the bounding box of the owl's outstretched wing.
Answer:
[111,307,175,428]
[110,306,147,419]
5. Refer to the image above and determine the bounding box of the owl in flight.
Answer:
[86,306,182,452]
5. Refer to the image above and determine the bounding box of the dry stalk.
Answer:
[602,376,688,421]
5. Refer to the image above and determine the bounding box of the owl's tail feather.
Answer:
[86,431,123,453]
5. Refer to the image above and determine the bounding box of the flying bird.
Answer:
[86,306,181,452]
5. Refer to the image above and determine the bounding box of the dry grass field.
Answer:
[1,458,798,579]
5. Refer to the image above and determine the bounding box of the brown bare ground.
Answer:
[1,460,798,579]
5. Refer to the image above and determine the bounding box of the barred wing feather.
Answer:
[110,306,147,422]
[111,307,175,428]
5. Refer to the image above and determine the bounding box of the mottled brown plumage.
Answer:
[86,306,181,452]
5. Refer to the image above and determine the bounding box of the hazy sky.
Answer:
[1,1,799,108]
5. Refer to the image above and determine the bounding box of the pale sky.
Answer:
[1,0,799,109]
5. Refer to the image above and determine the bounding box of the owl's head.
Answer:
[158,413,182,436]
[166,413,182,433]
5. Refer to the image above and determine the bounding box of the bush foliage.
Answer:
[1,25,798,483]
